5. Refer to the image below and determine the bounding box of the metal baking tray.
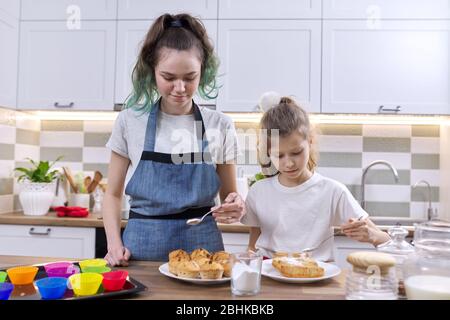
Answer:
[1,262,147,300]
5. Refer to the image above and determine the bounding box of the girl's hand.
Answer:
[341,218,390,247]
[105,245,131,267]
[211,192,246,224]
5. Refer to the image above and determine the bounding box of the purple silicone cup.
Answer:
[45,262,78,278]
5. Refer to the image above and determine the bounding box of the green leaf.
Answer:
[14,156,63,183]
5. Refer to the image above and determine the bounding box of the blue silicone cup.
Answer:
[0,282,14,300]
[35,277,68,300]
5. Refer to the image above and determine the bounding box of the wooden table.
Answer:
[0,255,347,300]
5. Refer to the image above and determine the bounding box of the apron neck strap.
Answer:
[144,99,208,152]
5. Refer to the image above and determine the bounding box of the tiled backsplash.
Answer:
[0,107,441,219]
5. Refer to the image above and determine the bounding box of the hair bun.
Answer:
[258,91,281,112]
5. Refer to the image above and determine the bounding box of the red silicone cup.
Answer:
[101,270,128,292]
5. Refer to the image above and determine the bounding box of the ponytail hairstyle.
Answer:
[258,96,318,177]
[124,13,220,113]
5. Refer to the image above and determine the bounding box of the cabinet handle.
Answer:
[29,227,51,236]
[378,105,401,113]
[54,102,74,108]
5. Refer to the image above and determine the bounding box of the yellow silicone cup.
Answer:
[78,259,107,270]
[69,273,103,296]
[6,266,38,285]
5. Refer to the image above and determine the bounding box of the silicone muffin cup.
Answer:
[69,273,103,296]
[102,270,128,292]
[6,266,38,285]
[0,271,7,283]
[0,283,14,300]
[44,262,78,278]
[78,259,107,270]
[35,277,68,299]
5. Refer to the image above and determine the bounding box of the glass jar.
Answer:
[403,220,450,300]
[377,226,414,299]
[345,251,398,300]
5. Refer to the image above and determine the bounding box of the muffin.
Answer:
[169,256,187,276]
[212,251,230,262]
[215,259,231,277]
[199,261,224,279]
[176,261,200,279]
[169,249,190,261]
[192,257,211,267]
[191,248,211,260]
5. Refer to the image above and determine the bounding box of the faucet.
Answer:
[361,160,399,210]
[413,180,437,220]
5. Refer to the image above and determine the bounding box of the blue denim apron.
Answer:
[123,100,224,261]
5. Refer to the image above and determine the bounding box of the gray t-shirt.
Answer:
[106,106,240,184]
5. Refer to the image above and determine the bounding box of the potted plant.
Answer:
[14,157,62,216]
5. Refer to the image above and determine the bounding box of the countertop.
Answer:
[0,211,415,235]
[0,211,245,233]
[0,255,347,300]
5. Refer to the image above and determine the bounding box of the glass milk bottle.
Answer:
[377,226,414,299]
[403,220,450,300]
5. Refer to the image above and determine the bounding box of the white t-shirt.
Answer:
[106,106,239,185]
[241,172,368,262]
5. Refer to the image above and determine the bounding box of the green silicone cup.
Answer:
[81,266,111,274]
[0,271,7,283]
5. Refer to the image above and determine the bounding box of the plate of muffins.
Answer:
[159,248,231,285]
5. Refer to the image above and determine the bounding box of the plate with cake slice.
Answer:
[261,257,341,283]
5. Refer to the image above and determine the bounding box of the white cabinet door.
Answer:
[0,224,95,259]
[0,0,20,20]
[221,232,249,253]
[323,0,450,19]
[219,0,321,19]
[21,0,117,20]
[333,237,375,269]
[115,20,217,106]
[217,20,321,112]
[18,21,116,110]
[0,10,18,109]
[322,20,450,115]
[118,0,218,20]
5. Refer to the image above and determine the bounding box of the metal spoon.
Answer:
[300,216,365,253]
[186,209,215,226]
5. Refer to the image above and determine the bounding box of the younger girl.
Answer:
[241,97,390,261]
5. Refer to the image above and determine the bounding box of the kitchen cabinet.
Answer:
[118,0,218,20]
[115,19,218,106]
[0,8,18,109]
[323,0,450,19]
[21,0,117,20]
[0,0,20,20]
[0,224,95,259]
[322,20,450,115]
[222,232,249,253]
[218,0,321,19]
[217,20,321,113]
[18,21,116,110]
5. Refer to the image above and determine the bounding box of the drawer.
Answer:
[0,224,95,259]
